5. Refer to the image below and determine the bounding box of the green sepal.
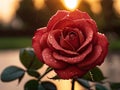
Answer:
[83,67,106,82]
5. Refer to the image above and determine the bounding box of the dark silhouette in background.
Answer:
[0,0,120,37]
[101,0,120,34]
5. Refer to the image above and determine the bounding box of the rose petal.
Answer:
[53,19,75,30]
[54,66,87,79]
[59,28,85,51]
[74,19,94,51]
[95,33,109,65]
[64,31,80,50]
[62,27,85,44]
[48,30,79,55]
[47,10,69,30]
[60,29,81,50]
[85,19,98,45]
[32,27,47,62]
[77,45,102,70]
[66,9,91,20]
[60,32,75,51]
[42,48,68,69]
[86,19,98,33]
[40,32,48,49]
[77,28,93,52]
[75,28,85,45]
[53,44,92,64]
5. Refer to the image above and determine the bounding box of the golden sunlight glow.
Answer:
[0,0,20,24]
[33,0,45,10]
[85,0,102,14]
[56,80,85,90]
[114,0,120,15]
[62,0,81,11]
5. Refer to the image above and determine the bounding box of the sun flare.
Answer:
[62,0,80,10]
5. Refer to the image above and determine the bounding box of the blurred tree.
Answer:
[17,0,36,29]
[45,0,65,14]
[78,0,94,17]
[100,0,120,34]
[16,0,51,36]
[77,1,104,31]
[1,0,120,37]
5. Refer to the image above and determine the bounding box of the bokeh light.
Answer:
[0,0,20,24]
[114,0,120,15]
[33,0,45,10]
[61,0,81,11]
[85,0,102,14]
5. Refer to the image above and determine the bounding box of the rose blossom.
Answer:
[32,10,109,79]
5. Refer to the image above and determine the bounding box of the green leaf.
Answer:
[24,80,39,90]
[27,69,40,78]
[20,48,43,70]
[38,84,46,90]
[46,67,53,72]
[41,81,57,90]
[1,66,25,82]
[110,82,120,90]
[95,84,108,90]
[76,78,90,89]
[18,73,25,84]
[50,75,60,80]
[83,67,105,82]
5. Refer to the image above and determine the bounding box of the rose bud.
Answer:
[32,10,109,79]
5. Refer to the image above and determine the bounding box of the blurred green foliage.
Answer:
[109,39,120,51]
[0,37,31,49]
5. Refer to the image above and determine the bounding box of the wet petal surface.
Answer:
[55,66,87,79]
[77,45,102,70]
[42,48,68,69]
[47,10,69,30]
[53,44,92,64]
[32,27,47,62]
[48,30,79,55]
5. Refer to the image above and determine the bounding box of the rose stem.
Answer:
[38,67,53,81]
[71,79,75,90]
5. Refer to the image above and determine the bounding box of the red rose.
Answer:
[32,10,109,79]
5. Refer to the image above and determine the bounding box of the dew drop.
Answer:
[67,14,69,17]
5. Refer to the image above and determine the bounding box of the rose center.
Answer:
[60,28,80,51]
[69,32,76,40]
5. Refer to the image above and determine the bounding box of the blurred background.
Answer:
[0,0,120,90]
[0,0,120,50]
